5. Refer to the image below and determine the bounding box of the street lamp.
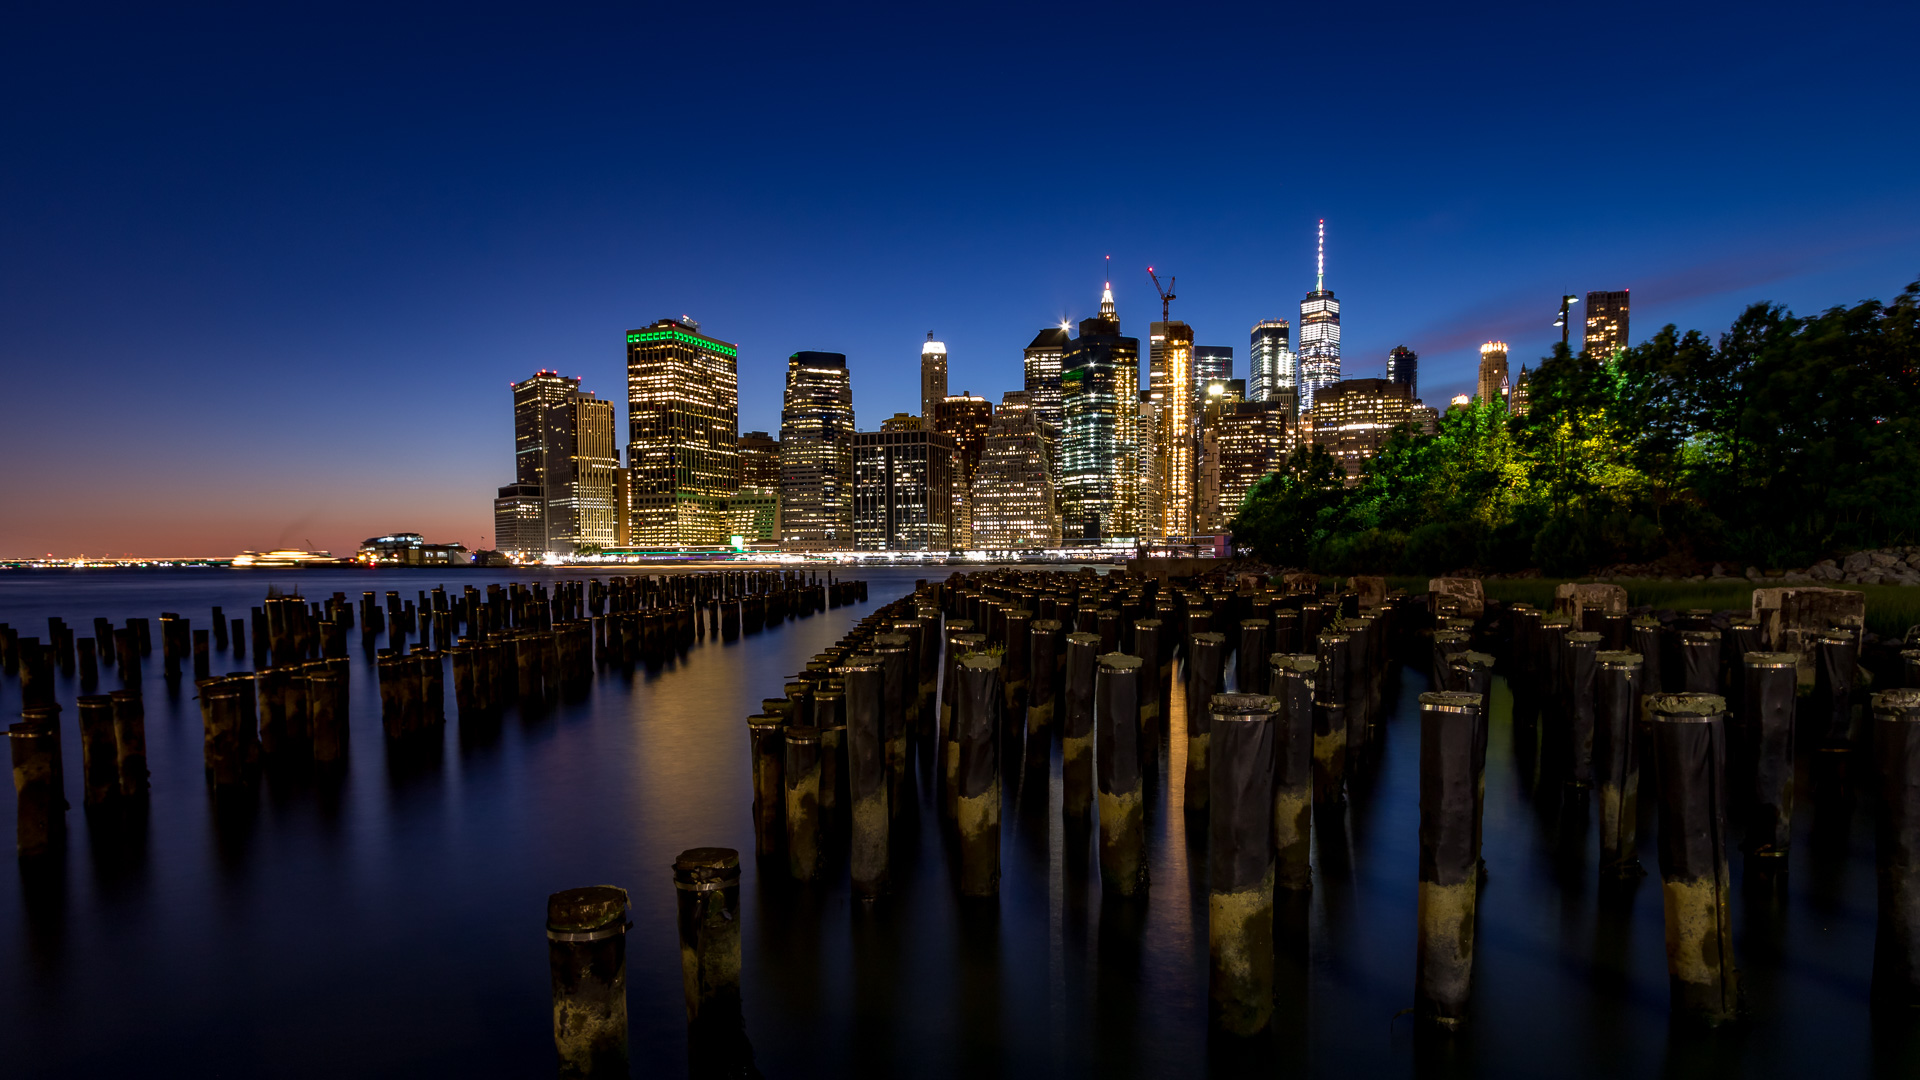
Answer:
[1552,294,1580,349]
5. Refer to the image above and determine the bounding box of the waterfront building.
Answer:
[1585,290,1631,358]
[780,351,856,551]
[1297,221,1342,411]
[1024,325,1069,435]
[920,334,948,421]
[1201,401,1292,532]
[356,533,468,566]
[1476,341,1510,406]
[493,483,545,560]
[542,391,619,554]
[625,319,741,546]
[1059,281,1140,540]
[1149,320,1197,541]
[852,428,956,551]
[1248,319,1296,413]
[1312,378,1415,481]
[972,393,1060,549]
[1386,345,1419,401]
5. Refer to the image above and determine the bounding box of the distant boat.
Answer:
[231,549,344,568]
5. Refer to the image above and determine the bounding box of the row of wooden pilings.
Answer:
[546,568,1920,1075]
[5,569,867,858]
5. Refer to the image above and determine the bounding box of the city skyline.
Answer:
[5,2,1916,556]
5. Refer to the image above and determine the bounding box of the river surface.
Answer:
[1,566,1911,1077]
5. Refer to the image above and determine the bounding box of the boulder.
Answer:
[1553,582,1629,626]
[1347,575,1388,611]
[1751,586,1868,684]
[1428,577,1485,618]
[1844,551,1873,574]
[1871,551,1901,569]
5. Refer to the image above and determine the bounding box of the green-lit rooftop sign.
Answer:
[625,329,739,359]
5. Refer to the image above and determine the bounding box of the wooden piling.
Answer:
[1062,632,1100,819]
[1096,652,1147,896]
[784,726,823,882]
[1744,652,1799,859]
[1207,692,1279,1037]
[547,885,630,1078]
[1872,689,1920,1009]
[1415,690,1483,1031]
[1648,693,1738,1025]
[955,654,1003,898]
[1594,651,1644,877]
[1185,632,1227,811]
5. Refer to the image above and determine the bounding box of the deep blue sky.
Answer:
[4,1,1915,555]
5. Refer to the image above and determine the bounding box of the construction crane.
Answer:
[1147,266,1176,322]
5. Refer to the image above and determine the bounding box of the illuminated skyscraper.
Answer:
[1584,290,1631,358]
[920,334,948,420]
[972,392,1060,549]
[542,391,619,555]
[1476,341,1510,405]
[1148,320,1196,540]
[1311,378,1414,482]
[780,351,856,550]
[933,392,993,547]
[1386,345,1419,401]
[1060,281,1140,539]
[736,432,781,492]
[1137,392,1162,542]
[1248,319,1296,415]
[1024,326,1069,435]
[625,319,741,545]
[1297,221,1342,410]
[514,370,580,489]
[493,484,545,560]
[853,427,956,551]
[1202,401,1292,532]
[1194,346,1232,403]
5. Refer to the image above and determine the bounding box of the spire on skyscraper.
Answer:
[1100,255,1116,319]
[1316,219,1325,292]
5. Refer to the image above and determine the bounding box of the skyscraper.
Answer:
[972,392,1059,549]
[1194,346,1232,402]
[1060,281,1140,540]
[493,483,545,560]
[733,431,782,542]
[933,392,993,548]
[1202,401,1292,532]
[513,370,580,489]
[1248,319,1296,414]
[1584,290,1631,358]
[1312,378,1415,482]
[736,432,781,492]
[541,391,619,555]
[1023,325,1069,435]
[920,334,948,420]
[1476,341,1510,406]
[1297,221,1342,411]
[779,351,856,550]
[1148,320,1196,540]
[852,427,956,551]
[1386,345,1419,401]
[1136,392,1162,543]
[625,319,740,545]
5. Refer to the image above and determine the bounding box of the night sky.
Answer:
[4,1,1915,557]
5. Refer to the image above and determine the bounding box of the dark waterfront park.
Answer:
[3,565,1916,1078]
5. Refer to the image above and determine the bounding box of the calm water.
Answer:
[2,567,1913,1077]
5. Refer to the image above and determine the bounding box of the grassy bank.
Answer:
[1381,577,1920,640]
